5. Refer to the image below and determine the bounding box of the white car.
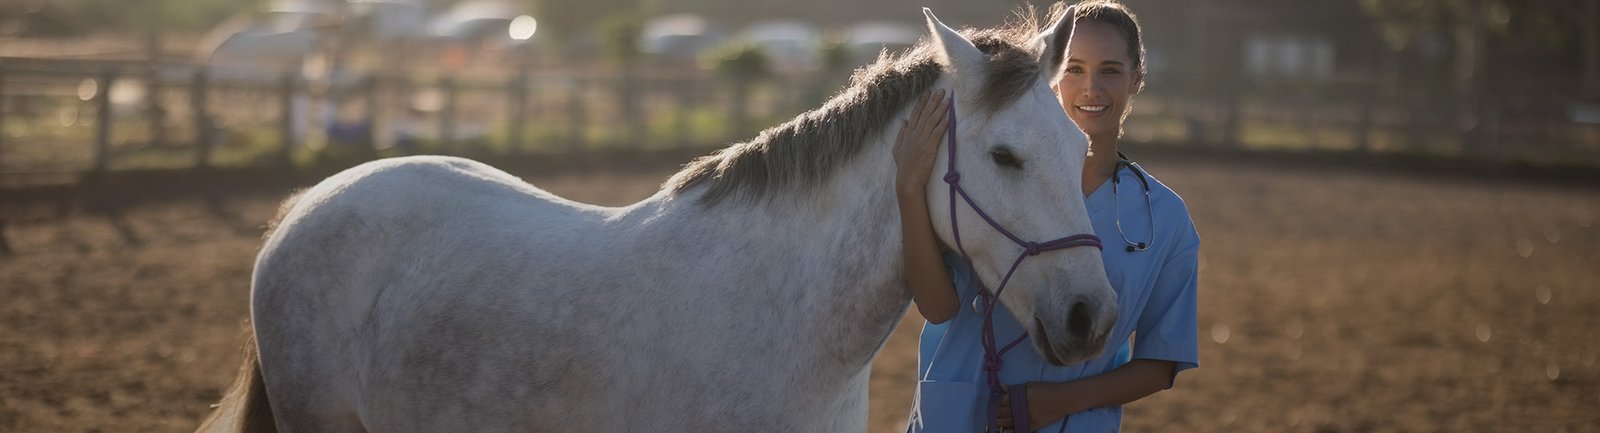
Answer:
[739,20,821,74]
[642,13,727,65]
[842,21,919,67]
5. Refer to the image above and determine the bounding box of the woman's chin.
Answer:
[1069,119,1118,140]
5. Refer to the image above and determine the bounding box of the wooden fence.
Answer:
[0,56,826,183]
[2,55,1597,186]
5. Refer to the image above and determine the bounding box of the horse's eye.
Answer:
[989,148,1023,169]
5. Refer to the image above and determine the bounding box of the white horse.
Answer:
[199,8,1115,433]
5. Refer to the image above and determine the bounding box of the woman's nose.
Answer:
[1081,76,1104,97]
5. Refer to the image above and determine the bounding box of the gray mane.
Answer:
[664,23,1048,205]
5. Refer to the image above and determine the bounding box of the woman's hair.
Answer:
[1055,0,1146,79]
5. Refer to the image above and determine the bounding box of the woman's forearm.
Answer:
[1036,359,1177,419]
[891,89,957,324]
[898,187,959,324]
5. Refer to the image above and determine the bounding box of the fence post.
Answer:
[1301,93,1320,150]
[279,72,297,162]
[507,67,528,153]
[0,62,7,165]
[362,74,379,152]
[567,78,587,152]
[393,75,414,154]
[190,69,212,168]
[621,65,642,145]
[94,69,115,172]
[0,218,11,256]
[674,77,691,148]
[145,61,167,150]
[440,77,458,149]
[1356,87,1376,153]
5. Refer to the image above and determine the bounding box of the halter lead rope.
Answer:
[940,103,1102,433]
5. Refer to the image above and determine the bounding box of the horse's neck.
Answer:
[771,143,912,371]
[642,134,911,375]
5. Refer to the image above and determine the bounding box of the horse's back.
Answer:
[256,155,591,316]
[250,156,613,432]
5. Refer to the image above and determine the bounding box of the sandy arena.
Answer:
[1,153,1596,432]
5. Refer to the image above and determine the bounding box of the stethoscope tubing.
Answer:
[1111,152,1155,253]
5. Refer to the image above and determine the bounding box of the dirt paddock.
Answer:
[1,153,1596,432]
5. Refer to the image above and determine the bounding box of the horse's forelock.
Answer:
[665,18,1046,205]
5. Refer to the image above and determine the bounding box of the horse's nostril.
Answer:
[1067,301,1092,340]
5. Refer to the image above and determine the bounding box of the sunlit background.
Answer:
[0,0,1596,432]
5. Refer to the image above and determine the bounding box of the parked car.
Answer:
[738,20,821,74]
[842,21,918,67]
[641,13,726,67]
[424,0,523,42]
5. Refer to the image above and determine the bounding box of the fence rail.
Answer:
[2,56,1597,187]
[0,56,827,179]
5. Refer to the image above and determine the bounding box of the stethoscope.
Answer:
[1111,151,1155,253]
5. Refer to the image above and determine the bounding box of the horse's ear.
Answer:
[1038,5,1077,82]
[923,8,984,76]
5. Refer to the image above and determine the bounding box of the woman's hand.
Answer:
[997,382,1060,430]
[894,89,959,324]
[893,89,951,196]
[995,360,1182,429]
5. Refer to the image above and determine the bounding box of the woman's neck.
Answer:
[1082,133,1121,196]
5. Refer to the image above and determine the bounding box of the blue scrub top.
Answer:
[912,163,1201,433]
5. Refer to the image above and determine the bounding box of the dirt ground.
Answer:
[1,154,1596,432]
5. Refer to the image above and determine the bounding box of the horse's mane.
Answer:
[663,14,1051,205]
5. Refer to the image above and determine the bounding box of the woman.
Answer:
[895,2,1200,432]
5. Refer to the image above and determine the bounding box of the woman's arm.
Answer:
[998,359,1177,429]
[893,90,959,324]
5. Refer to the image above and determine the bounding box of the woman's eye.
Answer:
[990,148,1022,169]
[1065,66,1083,74]
[1102,68,1121,75]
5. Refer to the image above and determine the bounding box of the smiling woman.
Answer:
[1053,3,1146,154]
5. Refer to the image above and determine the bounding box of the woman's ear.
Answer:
[1132,71,1145,95]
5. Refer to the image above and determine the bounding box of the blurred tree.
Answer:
[1537,0,1600,100]
[530,0,646,50]
[707,42,771,137]
[601,13,646,142]
[1359,0,1494,97]
[1359,0,1502,151]
[1360,0,1600,101]
[806,36,853,106]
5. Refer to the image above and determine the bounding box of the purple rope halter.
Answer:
[940,103,1102,432]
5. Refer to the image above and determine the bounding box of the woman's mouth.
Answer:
[1075,104,1110,116]
[1075,104,1113,119]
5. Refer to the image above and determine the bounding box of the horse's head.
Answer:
[922,8,1117,366]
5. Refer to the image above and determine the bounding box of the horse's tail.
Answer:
[196,327,278,433]
[197,189,302,433]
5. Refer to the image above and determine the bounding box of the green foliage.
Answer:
[600,13,645,68]
[532,0,643,44]
[705,42,772,83]
[816,35,852,74]
[1357,0,1553,50]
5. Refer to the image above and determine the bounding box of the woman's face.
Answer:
[1054,21,1142,142]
